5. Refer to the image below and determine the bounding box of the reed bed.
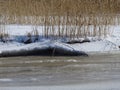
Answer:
[0,0,120,40]
[0,24,9,42]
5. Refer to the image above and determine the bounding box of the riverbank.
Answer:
[0,39,120,57]
[0,25,120,56]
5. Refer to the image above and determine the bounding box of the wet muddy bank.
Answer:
[0,47,88,57]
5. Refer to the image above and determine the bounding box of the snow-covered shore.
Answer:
[0,41,88,57]
[0,25,120,56]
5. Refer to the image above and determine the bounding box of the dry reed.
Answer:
[0,0,120,40]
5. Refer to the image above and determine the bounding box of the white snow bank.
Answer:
[0,41,50,55]
[3,24,120,36]
[0,41,72,53]
[0,24,120,53]
[5,25,43,35]
[4,25,120,36]
[0,39,119,55]
[0,41,87,56]
[71,40,119,52]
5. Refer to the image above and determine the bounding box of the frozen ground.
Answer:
[0,25,120,54]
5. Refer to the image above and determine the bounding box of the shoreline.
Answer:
[88,50,120,56]
[0,50,120,57]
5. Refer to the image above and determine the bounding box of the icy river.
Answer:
[0,54,120,87]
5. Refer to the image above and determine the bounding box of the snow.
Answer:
[71,25,120,53]
[0,41,67,53]
[71,40,119,52]
[5,25,43,35]
[0,41,49,52]
[0,24,120,54]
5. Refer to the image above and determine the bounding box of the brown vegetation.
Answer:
[0,0,120,39]
[0,25,9,42]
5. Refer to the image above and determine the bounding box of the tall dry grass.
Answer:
[0,25,9,42]
[0,0,120,39]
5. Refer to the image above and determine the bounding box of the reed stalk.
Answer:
[0,0,120,40]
